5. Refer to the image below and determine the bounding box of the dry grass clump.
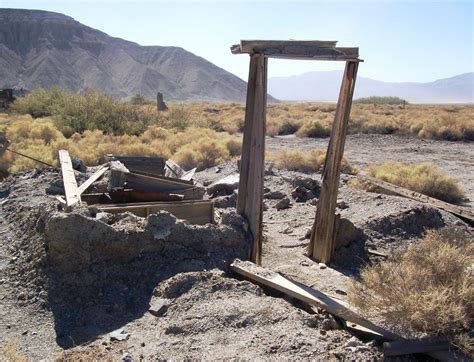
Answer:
[55,345,114,361]
[269,149,353,174]
[0,116,241,173]
[349,228,474,355]
[364,162,466,204]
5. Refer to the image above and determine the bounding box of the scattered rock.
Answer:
[71,158,87,172]
[335,289,347,296]
[264,190,286,200]
[274,197,290,210]
[319,263,327,269]
[121,352,133,362]
[109,329,129,341]
[335,218,365,249]
[212,191,237,208]
[291,176,320,194]
[336,200,349,209]
[321,315,342,330]
[291,186,310,202]
[148,297,169,317]
[207,173,239,197]
[309,198,318,206]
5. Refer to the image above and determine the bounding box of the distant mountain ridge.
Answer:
[268,71,474,103]
[0,8,248,101]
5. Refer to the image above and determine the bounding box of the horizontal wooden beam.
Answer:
[357,174,474,223]
[98,200,214,225]
[383,338,452,357]
[231,40,359,61]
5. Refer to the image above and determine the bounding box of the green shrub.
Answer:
[355,96,408,105]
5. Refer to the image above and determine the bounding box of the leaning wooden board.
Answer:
[98,200,214,225]
[58,150,81,207]
[230,260,456,361]
[357,174,474,222]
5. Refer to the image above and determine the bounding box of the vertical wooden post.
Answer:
[237,53,267,264]
[308,61,358,263]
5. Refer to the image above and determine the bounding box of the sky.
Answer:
[1,0,473,82]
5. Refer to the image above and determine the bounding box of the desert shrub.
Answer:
[355,96,407,105]
[366,162,465,204]
[349,228,473,355]
[11,88,160,135]
[0,116,241,173]
[129,94,150,105]
[296,119,332,138]
[162,105,191,130]
[270,149,353,174]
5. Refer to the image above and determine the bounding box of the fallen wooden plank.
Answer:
[124,172,203,200]
[357,174,474,222]
[109,188,183,203]
[231,260,456,362]
[239,40,338,52]
[383,338,452,357]
[58,150,81,207]
[78,165,109,195]
[108,155,166,177]
[98,200,214,225]
[230,259,400,340]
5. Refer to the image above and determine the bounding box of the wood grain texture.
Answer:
[98,200,214,224]
[357,174,474,222]
[309,61,359,263]
[58,149,81,207]
[78,165,109,194]
[237,54,267,264]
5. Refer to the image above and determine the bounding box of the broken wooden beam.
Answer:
[309,61,359,263]
[231,260,458,361]
[109,188,184,203]
[58,150,81,207]
[98,200,214,225]
[231,40,360,61]
[230,259,400,340]
[78,164,109,195]
[383,338,452,357]
[236,53,267,265]
[357,174,474,222]
[107,155,166,177]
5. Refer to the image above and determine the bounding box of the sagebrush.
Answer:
[349,228,474,356]
[356,161,466,204]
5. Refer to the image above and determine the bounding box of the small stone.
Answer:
[335,289,347,296]
[109,328,129,341]
[309,198,318,206]
[149,298,169,317]
[319,263,327,269]
[274,197,290,210]
[122,352,133,362]
[141,342,146,347]
[336,200,349,209]
[264,190,286,200]
[300,259,310,266]
[291,186,310,202]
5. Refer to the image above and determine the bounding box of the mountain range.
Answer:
[268,71,473,103]
[0,9,248,101]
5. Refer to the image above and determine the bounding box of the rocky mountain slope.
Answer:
[0,9,248,101]
[269,71,474,103]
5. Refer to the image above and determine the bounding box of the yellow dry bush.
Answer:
[269,149,353,174]
[366,162,466,204]
[296,118,332,138]
[349,228,474,356]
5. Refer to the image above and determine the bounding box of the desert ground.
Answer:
[0,98,473,360]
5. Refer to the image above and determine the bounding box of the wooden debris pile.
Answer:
[57,150,213,225]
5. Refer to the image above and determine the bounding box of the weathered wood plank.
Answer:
[78,165,109,195]
[231,40,359,60]
[309,61,359,263]
[58,150,81,207]
[357,174,474,222]
[240,40,338,52]
[237,54,259,215]
[231,260,458,361]
[108,155,166,177]
[237,54,267,264]
[231,260,400,340]
[98,200,214,224]
[383,338,452,357]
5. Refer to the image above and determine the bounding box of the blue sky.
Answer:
[1,0,473,82]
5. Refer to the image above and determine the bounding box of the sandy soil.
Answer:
[0,134,472,360]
